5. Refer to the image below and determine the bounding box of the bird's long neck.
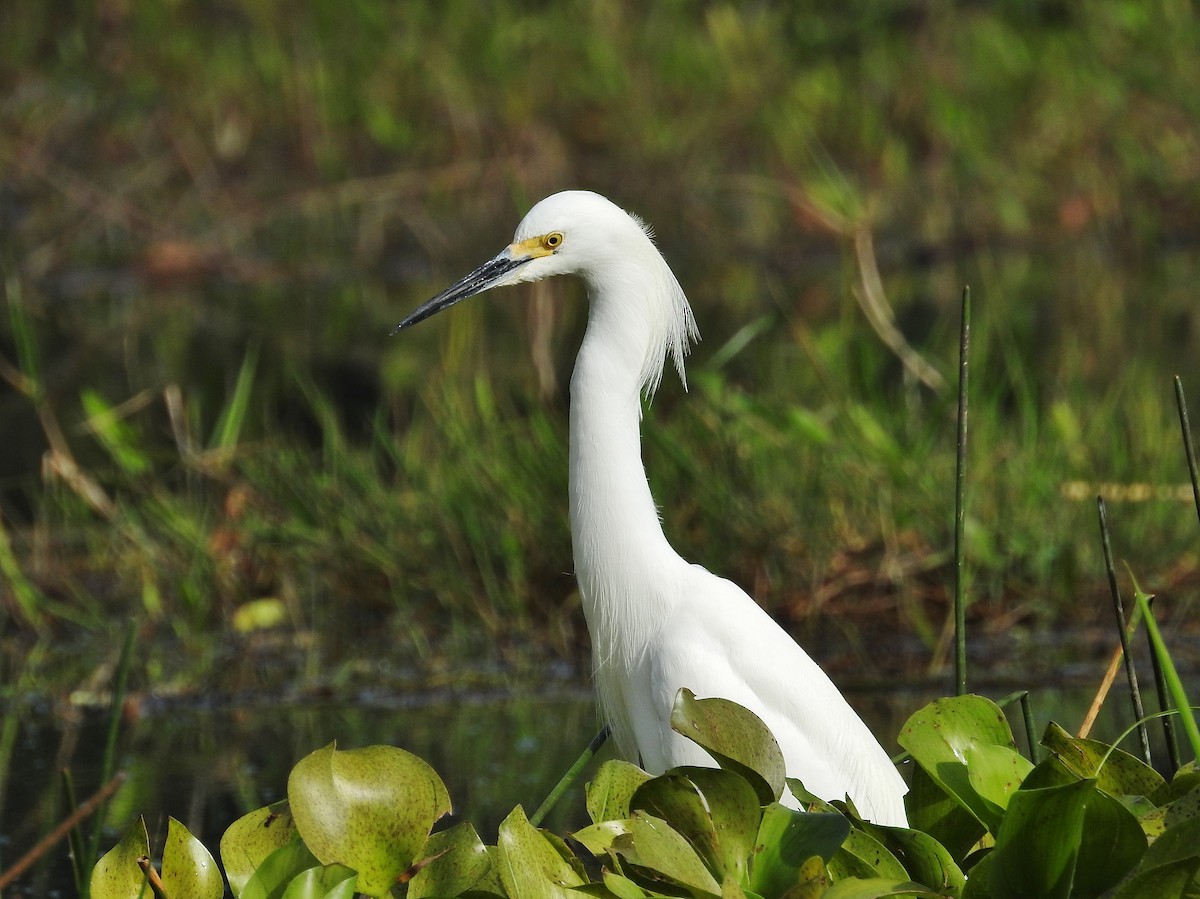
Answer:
[568,267,686,666]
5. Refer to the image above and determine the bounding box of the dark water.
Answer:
[3,663,1188,898]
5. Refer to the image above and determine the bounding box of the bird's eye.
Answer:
[542,232,564,250]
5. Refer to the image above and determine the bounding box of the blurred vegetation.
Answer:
[0,0,1198,689]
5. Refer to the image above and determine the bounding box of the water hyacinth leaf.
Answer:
[220,801,298,897]
[750,803,847,898]
[608,811,721,896]
[287,742,451,897]
[786,855,830,899]
[1167,763,1200,800]
[1111,817,1200,898]
[160,816,225,899]
[864,824,966,897]
[239,841,322,899]
[573,819,632,855]
[822,878,943,898]
[1136,815,1200,871]
[278,863,357,899]
[828,828,908,881]
[600,868,659,898]
[671,688,785,805]
[785,778,834,813]
[1041,722,1167,801]
[1019,756,1078,791]
[1109,858,1200,899]
[90,816,150,899]
[902,753,986,861]
[631,766,760,883]
[495,805,586,899]
[964,742,1034,814]
[721,876,750,899]
[407,821,491,898]
[588,759,653,824]
[1138,783,1200,841]
[986,779,1091,899]
[1069,788,1146,896]
[897,695,1018,833]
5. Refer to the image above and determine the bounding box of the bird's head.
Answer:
[393,191,656,331]
[395,190,697,397]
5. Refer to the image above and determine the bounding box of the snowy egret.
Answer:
[395,191,908,826]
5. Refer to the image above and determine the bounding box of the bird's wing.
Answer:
[645,568,908,826]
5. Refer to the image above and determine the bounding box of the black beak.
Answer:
[393,251,528,333]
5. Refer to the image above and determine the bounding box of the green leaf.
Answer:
[160,817,224,899]
[631,766,760,883]
[609,811,721,896]
[670,688,785,805]
[588,759,653,824]
[1041,722,1167,802]
[959,851,995,899]
[240,841,322,899]
[495,805,586,899]
[780,855,829,899]
[863,824,966,898]
[1137,815,1200,870]
[1138,783,1200,841]
[902,764,985,862]
[750,803,847,898]
[407,821,491,898]
[897,695,1019,834]
[278,864,357,899]
[287,742,451,897]
[220,801,298,897]
[573,819,633,856]
[1070,788,1146,896]
[986,779,1091,899]
[964,743,1033,815]
[600,868,658,897]
[822,878,944,898]
[828,827,908,881]
[1109,857,1200,899]
[90,816,150,899]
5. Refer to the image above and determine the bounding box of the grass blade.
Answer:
[210,342,260,456]
[1142,597,1182,774]
[1129,575,1200,762]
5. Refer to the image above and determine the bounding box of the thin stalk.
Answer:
[954,285,971,696]
[529,725,610,827]
[1020,693,1039,763]
[84,620,137,888]
[1176,376,1200,527]
[993,691,1039,762]
[1096,497,1151,766]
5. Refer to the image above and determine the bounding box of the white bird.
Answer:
[396,190,908,826]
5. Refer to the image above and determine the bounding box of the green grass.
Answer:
[0,2,1198,685]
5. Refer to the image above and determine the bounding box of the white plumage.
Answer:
[396,190,908,827]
